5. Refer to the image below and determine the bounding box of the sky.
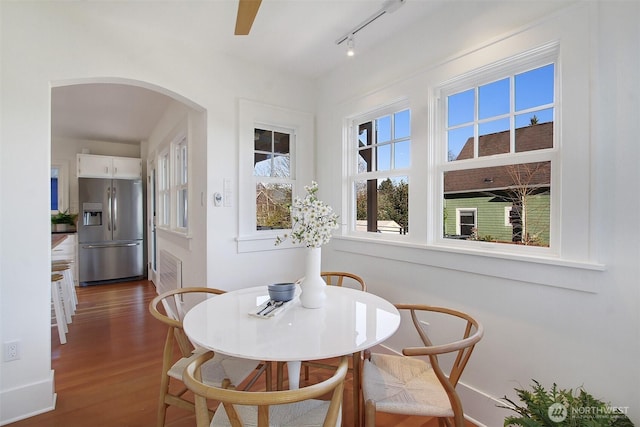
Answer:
[447,63,555,160]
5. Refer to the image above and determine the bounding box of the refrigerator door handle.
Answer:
[112,186,117,232]
[82,243,140,249]
[107,186,112,231]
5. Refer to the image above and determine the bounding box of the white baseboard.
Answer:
[368,344,504,427]
[0,370,56,426]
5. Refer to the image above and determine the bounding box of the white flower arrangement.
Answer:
[275,181,339,248]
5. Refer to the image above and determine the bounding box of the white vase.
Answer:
[300,246,326,309]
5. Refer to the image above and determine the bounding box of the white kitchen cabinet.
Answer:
[52,233,78,286]
[77,154,141,179]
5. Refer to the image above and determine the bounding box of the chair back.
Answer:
[149,287,225,358]
[395,304,483,420]
[184,352,349,427]
[321,271,366,292]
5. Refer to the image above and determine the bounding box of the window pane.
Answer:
[273,132,290,155]
[376,115,391,143]
[359,126,371,147]
[377,144,391,171]
[51,177,59,210]
[448,89,474,127]
[254,129,272,152]
[272,155,290,178]
[179,144,188,185]
[358,148,372,173]
[254,153,272,176]
[515,115,554,153]
[177,188,187,228]
[479,78,509,119]
[255,182,292,230]
[515,107,553,128]
[355,177,408,235]
[515,64,554,111]
[444,162,550,246]
[394,140,410,169]
[479,118,510,157]
[448,125,474,161]
[394,109,410,139]
[162,193,170,225]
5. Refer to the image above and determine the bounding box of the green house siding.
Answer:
[444,193,550,246]
[522,194,550,245]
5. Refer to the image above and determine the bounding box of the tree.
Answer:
[503,162,550,245]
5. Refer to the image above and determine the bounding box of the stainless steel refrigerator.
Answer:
[78,178,144,284]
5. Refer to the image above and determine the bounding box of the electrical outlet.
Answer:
[4,341,20,362]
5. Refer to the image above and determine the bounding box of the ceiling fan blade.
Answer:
[235,0,262,35]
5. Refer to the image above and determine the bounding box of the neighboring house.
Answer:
[444,122,552,245]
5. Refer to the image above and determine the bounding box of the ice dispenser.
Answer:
[82,202,103,226]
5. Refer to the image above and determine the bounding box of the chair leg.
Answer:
[276,361,285,390]
[364,400,376,427]
[265,361,272,391]
[157,374,170,427]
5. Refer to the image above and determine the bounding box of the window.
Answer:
[237,99,313,252]
[439,52,556,249]
[254,127,293,231]
[456,208,477,237]
[351,105,410,236]
[50,162,68,214]
[158,150,170,227]
[156,131,189,234]
[51,168,59,211]
[175,136,188,230]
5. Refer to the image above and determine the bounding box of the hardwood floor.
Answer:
[8,280,476,427]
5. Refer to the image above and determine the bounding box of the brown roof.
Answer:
[445,122,552,194]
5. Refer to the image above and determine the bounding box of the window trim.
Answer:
[237,99,314,253]
[455,208,477,236]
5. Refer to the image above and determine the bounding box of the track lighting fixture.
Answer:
[336,0,406,48]
[346,35,355,57]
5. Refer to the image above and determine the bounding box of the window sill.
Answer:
[332,235,605,293]
[156,226,192,250]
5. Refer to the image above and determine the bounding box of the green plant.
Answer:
[500,380,633,426]
[51,210,77,225]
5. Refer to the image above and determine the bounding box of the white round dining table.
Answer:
[183,284,400,384]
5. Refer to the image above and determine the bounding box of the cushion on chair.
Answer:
[362,353,454,417]
[169,347,260,387]
[210,399,340,427]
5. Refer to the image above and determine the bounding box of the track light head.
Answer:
[347,35,355,57]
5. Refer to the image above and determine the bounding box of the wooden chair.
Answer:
[184,351,348,427]
[276,271,366,426]
[362,304,484,427]
[149,287,272,427]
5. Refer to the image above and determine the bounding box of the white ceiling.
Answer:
[51,0,448,144]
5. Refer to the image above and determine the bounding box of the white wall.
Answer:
[316,2,639,426]
[0,2,315,424]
